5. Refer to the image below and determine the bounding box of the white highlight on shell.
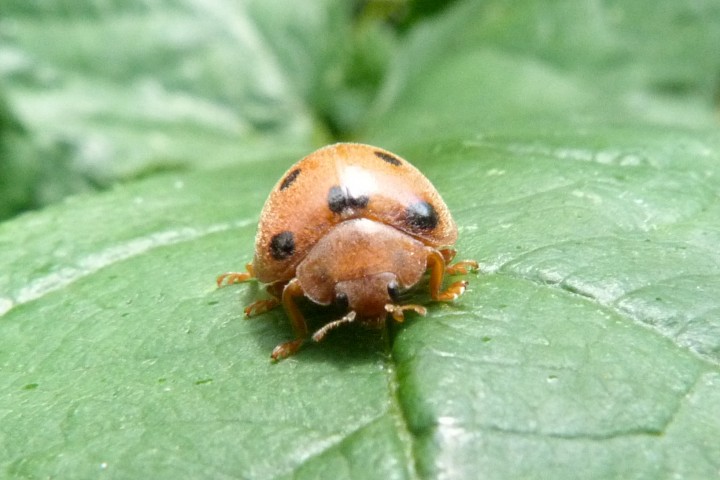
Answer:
[339,165,378,199]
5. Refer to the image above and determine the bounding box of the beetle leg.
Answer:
[311,311,357,343]
[439,248,457,264]
[244,281,286,316]
[266,281,285,299]
[426,248,471,302]
[438,248,479,275]
[245,282,287,317]
[384,304,427,323]
[216,263,255,287]
[445,260,479,276]
[244,299,279,317]
[271,279,309,361]
[218,265,283,317]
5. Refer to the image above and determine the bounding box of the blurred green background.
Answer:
[2,0,717,221]
[1,1,720,479]
[0,0,457,220]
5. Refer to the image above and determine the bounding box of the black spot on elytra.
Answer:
[374,150,402,166]
[270,231,295,260]
[327,185,369,214]
[406,201,438,231]
[279,168,301,190]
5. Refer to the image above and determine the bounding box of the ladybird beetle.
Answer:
[217,143,478,360]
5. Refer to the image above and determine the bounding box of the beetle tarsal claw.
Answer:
[311,311,358,342]
[385,304,427,323]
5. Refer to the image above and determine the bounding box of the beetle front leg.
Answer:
[272,278,309,361]
[426,248,470,302]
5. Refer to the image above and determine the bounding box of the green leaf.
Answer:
[0,0,387,214]
[2,0,720,479]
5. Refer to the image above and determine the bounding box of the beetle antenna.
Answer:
[312,311,357,342]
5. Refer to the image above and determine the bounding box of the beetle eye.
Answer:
[335,292,349,310]
[387,281,401,302]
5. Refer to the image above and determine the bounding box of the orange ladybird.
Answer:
[218,143,477,360]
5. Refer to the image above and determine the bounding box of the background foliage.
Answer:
[1,0,719,478]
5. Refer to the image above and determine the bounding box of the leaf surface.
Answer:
[1,1,720,479]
